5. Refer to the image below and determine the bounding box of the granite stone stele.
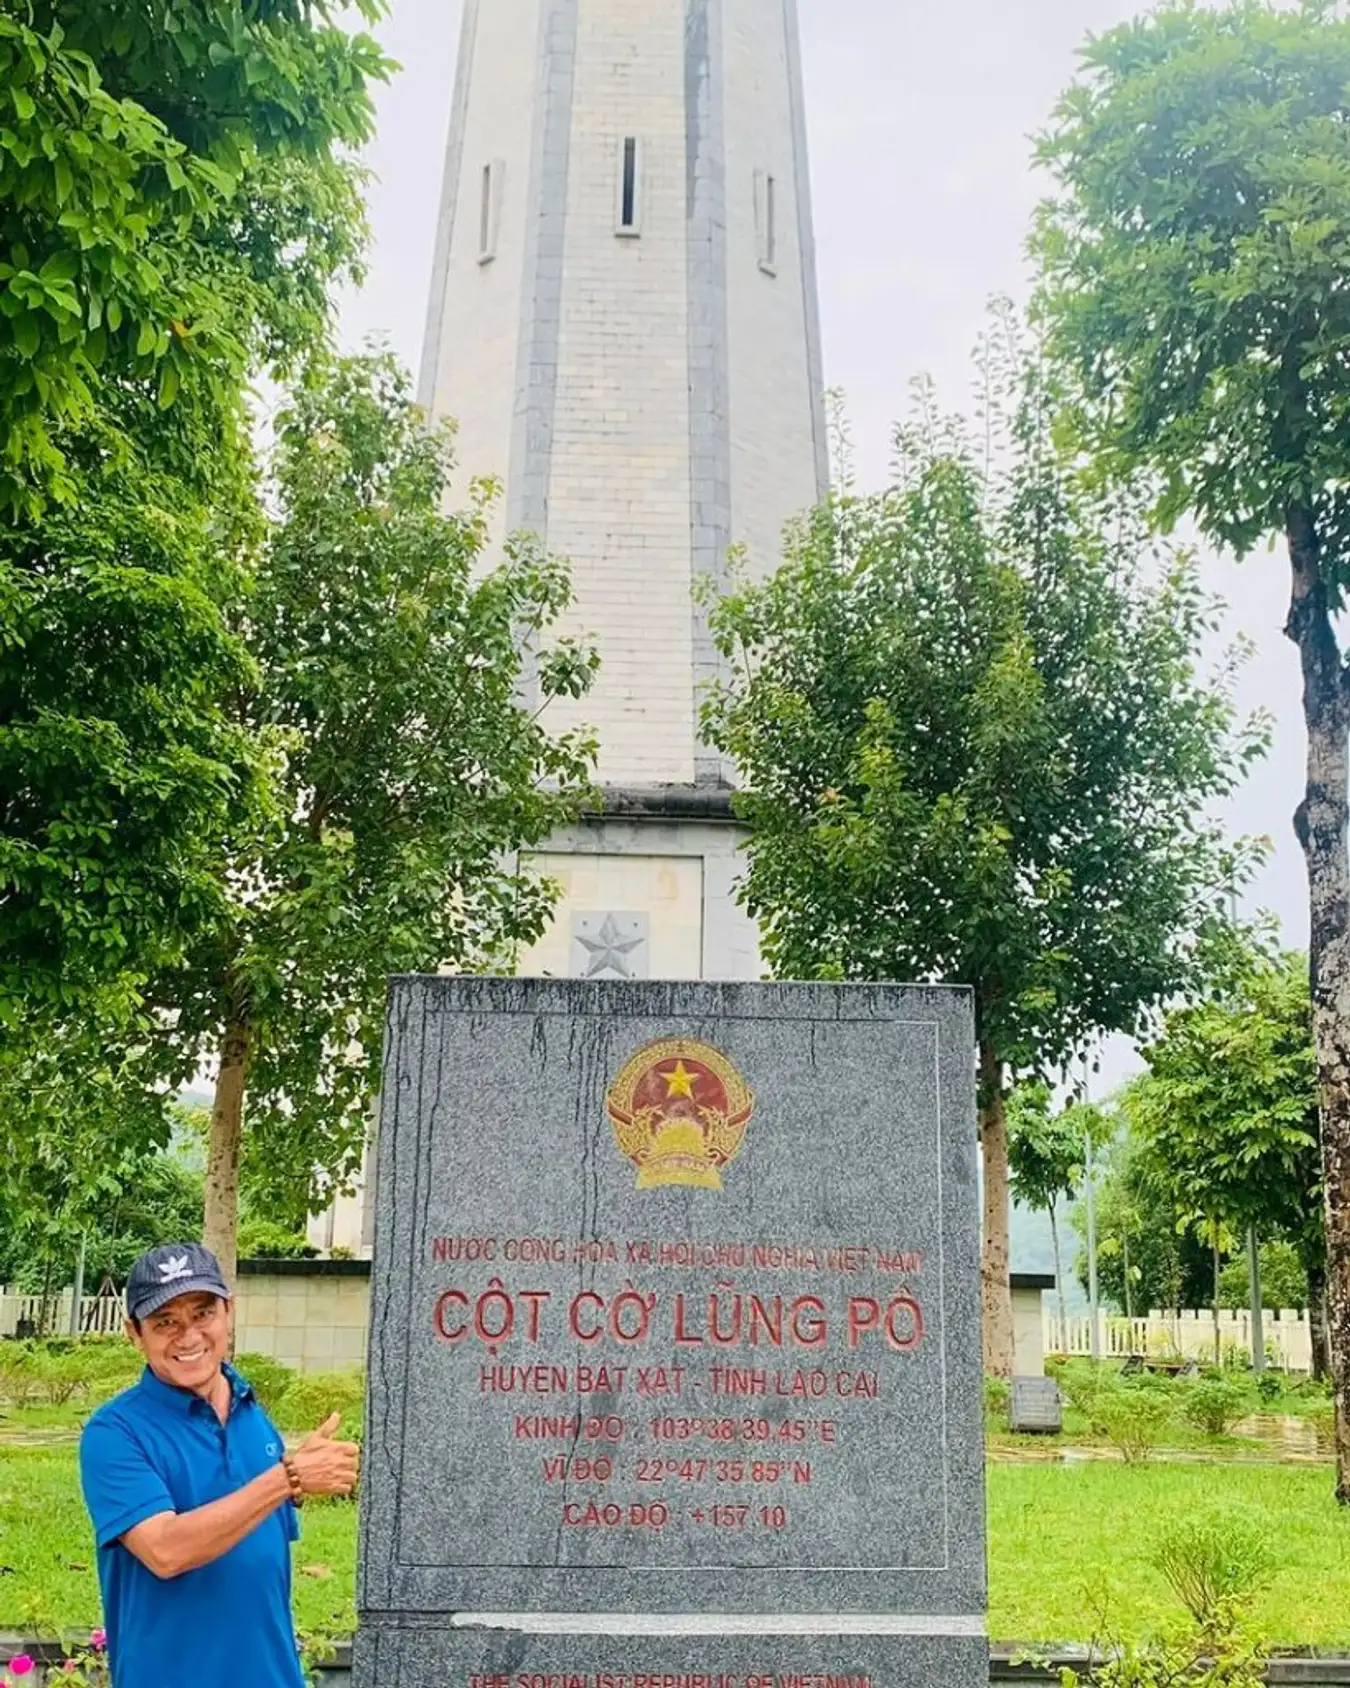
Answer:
[354,977,985,1688]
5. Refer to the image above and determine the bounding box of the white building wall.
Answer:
[420,0,541,537]
[319,1,835,1254]
[520,850,705,978]
[1012,1287,1048,1377]
[517,817,762,983]
[421,1,825,798]
[543,2,696,784]
[724,0,827,581]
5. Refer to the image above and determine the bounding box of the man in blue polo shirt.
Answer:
[79,1243,360,1687]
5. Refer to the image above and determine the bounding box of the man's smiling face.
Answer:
[128,1291,231,1394]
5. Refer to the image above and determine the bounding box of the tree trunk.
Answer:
[979,1040,1015,1380]
[1123,1233,1134,1323]
[1049,1203,1068,1335]
[203,1018,251,1288]
[1212,1235,1222,1369]
[1310,1259,1330,1383]
[1285,501,1350,1503]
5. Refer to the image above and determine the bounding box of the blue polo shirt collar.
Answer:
[136,1362,256,1416]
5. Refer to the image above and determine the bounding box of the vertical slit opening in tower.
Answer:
[621,137,638,230]
[480,162,493,258]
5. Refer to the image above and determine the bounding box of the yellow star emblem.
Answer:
[662,1060,697,1100]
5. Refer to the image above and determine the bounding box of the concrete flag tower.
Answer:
[419,0,828,986]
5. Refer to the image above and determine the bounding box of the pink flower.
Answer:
[7,1660,33,1678]
[90,1631,106,1651]
[63,1664,77,1676]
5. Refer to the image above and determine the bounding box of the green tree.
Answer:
[152,353,598,1277]
[1035,0,1350,1495]
[0,1,387,511]
[1008,1081,1085,1328]
[0,1058,203,1306]
[0,0,389,1033]
[0,387,265,1034]
[1125,946,1325,1369]
[1074,1120,1215,1317]
[701,333,1261,1375]
[1218,1240,1308,1313]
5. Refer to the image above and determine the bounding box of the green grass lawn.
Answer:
[4,1439,1350,1649]
[988,1459,1350,1646]
[0,1444,358,1642]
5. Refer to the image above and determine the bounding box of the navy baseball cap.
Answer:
[125,1243,232,1322]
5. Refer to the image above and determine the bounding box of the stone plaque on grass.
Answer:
[1009,1376,1062,1435]
[354,977,985,1687]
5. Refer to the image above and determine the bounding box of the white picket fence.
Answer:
[0,1291,124,1339]
[1044,1308,1315,1372]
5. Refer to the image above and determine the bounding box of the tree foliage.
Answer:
[1035,0,1350,561]
[1008,1081,1086,1326]
[0,1046,200,1295]
[0,386,264,1029]
[0,0,388,510]
[1074,1120,1217,1316]
[1128,946,1321,1254]
[1008,1083,1085,1216]
[159,353,599,1271]
[1035,0,1350,1496]
[0,0,390,1032]
[701,319,1261,1374]
[1218,1240,1309,1313]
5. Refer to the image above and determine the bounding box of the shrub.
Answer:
[1154,1512,1274,1635]
[272,1368,365,1437]
[1306,1399,1335,1453]
[1253,1370,1283,1405]
[0,1341,43,1406]
[1182,1375,1252,1437]
[234,1353,297,1419]
[237,1217,318,1260]
[73,1337,143,1403]
[1048,1514,1272,1686]
[1142,1328,1186,1365]
[1089,1379,1176,1462]
[1054,1613,1267,1687]
[984,1376,1010,1428]
[1055,1359,1112,1419]
[39,1347,90,1406]
[0,1335,141,1406]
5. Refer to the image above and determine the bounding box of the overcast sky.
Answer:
[337,0,1307,1083]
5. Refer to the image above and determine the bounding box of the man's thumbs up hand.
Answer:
[290,1413,360,1497]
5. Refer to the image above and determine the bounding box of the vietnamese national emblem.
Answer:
[606,1038,756,1191]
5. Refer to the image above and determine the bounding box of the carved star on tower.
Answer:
[575,914,646,979]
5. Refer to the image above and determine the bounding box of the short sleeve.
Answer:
[79,1414,175,1548]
